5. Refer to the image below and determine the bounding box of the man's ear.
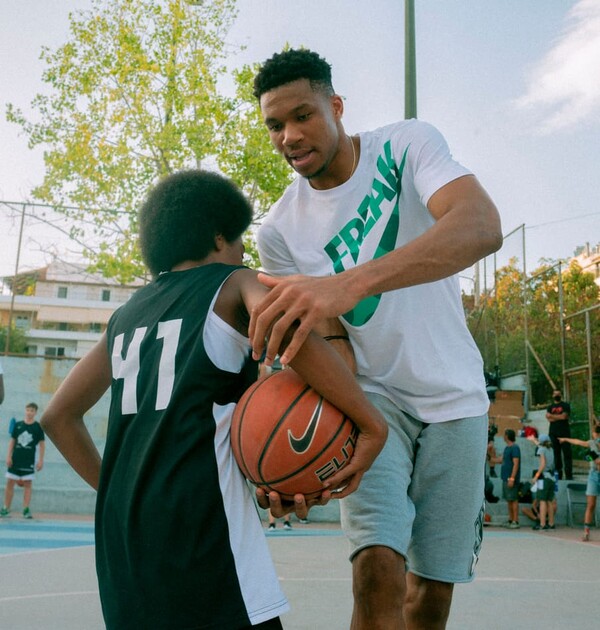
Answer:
[331,93,344,121]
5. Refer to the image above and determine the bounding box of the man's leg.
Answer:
[341,395,419,630]
[350,546,406,630]
[551,436,564,479]
[562,441,573,479]
[406,414,487,626]
[405,573,454,630]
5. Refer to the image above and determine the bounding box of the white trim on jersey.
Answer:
[213,402,290,624]
[205,279,290,623]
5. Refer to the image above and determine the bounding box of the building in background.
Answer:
[0,261,144,358]
[573,242,600,289]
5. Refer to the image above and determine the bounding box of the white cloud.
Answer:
[516,0,600,133]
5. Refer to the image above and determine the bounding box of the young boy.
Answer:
[1,402,45,519]
[559,423,600,541]
[40,170,387,630]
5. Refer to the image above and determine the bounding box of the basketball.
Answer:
[231,369,358,500]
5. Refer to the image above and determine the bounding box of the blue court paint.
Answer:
[0,519,95,555]
[265,528,343,537]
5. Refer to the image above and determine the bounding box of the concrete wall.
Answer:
[0,355,343,520]
[0,355,107,515]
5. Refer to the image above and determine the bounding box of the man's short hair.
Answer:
[253,48,334,100]
[26,402,38,411]
[139,170,252,277]
[505,429,516,442]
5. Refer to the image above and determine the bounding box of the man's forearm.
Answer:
[338,190,501,302]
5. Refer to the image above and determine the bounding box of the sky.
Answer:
[1,0,599,288]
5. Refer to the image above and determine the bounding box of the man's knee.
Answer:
[405,574,454,629]
[352,546,406,602]
[351,547,406,628]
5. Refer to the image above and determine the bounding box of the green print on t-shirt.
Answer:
[324,141,408,326]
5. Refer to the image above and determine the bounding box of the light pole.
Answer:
[405,0,417,119]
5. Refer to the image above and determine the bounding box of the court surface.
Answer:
[0,515,597,629]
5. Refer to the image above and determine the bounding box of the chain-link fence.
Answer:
[465,224,599,430]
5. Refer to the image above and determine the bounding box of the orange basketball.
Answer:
[231,369,358,500]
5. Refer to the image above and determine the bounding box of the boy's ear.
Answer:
[214,234,225,251]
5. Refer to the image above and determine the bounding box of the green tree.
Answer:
[0,326,29,355]
[6,0,291,280]
[468,257,599,408]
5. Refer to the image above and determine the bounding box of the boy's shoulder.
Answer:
[20,420,44,433]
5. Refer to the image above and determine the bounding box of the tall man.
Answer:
[250,49,503,629]
[546,389,572,480]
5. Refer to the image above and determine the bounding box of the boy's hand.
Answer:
[36,461,44,472]
[321,424,387,499]
[256,488,331,520]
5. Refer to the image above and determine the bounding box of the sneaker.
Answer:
[532,524,541,530]
[268,523,276,530]
[283,521,292,530]
[0,507,9,517]
[298,518,310,524]
[23,507,32,519]
[543,524,555,530]
[508,521,520,529]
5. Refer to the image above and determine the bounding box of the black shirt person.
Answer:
[546,389,572,480]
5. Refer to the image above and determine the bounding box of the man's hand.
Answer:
[249,273,358,366]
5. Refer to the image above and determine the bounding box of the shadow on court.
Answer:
[0,516,598,629]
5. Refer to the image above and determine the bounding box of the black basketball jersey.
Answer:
[98,263,288,629]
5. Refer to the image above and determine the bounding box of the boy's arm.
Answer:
[234,270,388,508]
[286,333,387,498]
[40,335,110,490]
[36,440,45,471]
[532,453,545,482]
[6,437,15,467]
[558,437,587,447]
[508,454,520,486]
[312,317,356,373]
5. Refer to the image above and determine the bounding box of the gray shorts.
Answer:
[536,478,555,501]
[340,393,487,583]
[502,481,519,502]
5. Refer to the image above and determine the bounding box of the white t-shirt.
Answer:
[257,120,489,423]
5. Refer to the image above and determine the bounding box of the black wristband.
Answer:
[323,335,350,341]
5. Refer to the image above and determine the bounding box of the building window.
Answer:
[90,323,102,333]
[58,322,68,331]
[15,315,30,329]
[57,286,68,299]
[101,289,111,302]
[45,347,66,357]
